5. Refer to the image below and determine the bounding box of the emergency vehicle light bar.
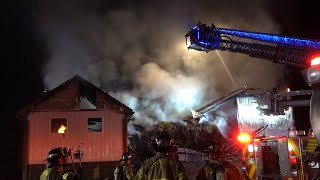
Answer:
[311,57,320,66]
[237,133,251,143]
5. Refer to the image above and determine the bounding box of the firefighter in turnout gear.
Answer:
[135,131,189,180]
[114,152,135,180]
[40,147,74,180]
[196,141,245,180]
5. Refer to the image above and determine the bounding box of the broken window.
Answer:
[88,117,102,132]
[51,118,67,133]
[79,80,96,109]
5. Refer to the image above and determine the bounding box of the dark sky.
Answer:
[1,0,318,179]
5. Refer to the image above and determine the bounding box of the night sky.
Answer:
[1,0,319,179]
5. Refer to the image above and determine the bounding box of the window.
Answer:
[51,118,67,133]
[88,118,102,132]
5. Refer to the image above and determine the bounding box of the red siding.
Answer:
[27,110,124,164]
[34,81,78,111]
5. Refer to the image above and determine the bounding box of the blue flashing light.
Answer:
[188,44,212,52]
[218,28,320,49]
[198,41,216,48]
[197,28,200,39]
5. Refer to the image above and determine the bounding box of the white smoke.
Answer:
[112,62,205,128]
[199,110,231,138]
[127,122,141,138]
[35,0,287,133]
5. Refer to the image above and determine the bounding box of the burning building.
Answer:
[17,75,134,180]
[192,88,311,139]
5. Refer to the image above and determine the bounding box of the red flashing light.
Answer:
[241,156,246,161]
[310,57,320,66]
[237,133,251,143]
[290,157,297,164]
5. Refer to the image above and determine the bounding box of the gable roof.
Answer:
[17,74,134,120]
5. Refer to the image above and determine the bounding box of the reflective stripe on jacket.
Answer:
[135,152,188,180]
[62,172,74,180]
[40,167,63,180]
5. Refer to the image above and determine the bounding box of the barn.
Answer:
[17,75,134,180]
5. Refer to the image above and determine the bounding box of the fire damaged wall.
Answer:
[236,96,294,136]
[198,92,294,139]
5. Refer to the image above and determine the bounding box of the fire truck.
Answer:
[185,22,320,179]
[236,130,320,180]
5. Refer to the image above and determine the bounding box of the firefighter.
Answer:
[40,147,74,180]
[196,141,245,180]
[114,152,135,180]
[135,131,188,180]
[185,30,199,45]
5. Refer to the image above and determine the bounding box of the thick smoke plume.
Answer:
[35,0,287,131]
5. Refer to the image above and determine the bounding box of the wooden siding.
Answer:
[34,81,78,111]
[96,90,125,111]
[32,81,123,112]
[27,110,124,164]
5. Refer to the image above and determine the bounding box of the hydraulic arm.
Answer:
[185,22,320,68]
[185,22,320,145]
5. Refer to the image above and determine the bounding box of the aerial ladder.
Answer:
[185,22,320,180]
[185,22,319,68]
[185,22,320,143]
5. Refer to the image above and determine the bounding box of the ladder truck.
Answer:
[185,22,320,180]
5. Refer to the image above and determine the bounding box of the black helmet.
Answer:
[152,131,172,153]
[120,152,132,161]
[208,141,223,155]
[47,147,68,159]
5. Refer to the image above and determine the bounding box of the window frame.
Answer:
[87,117,103,133]
[50,117,68,134]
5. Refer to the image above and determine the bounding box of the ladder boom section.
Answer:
[218,28,320,49]
[217,39,276,61]
[186,23,319,67]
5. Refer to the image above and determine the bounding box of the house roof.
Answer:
[17,74,134,120]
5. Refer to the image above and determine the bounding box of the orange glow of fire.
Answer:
[58,124,66,133]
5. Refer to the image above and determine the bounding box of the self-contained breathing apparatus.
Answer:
[69,144,84,179]
[207,141,227,180]
[53,144,84,180]
[113,152,134,180]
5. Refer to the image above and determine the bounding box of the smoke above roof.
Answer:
[35,0,287,130]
